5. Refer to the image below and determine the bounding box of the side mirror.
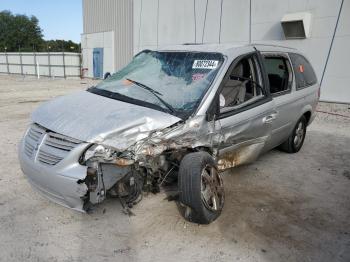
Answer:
[104,72,111,79]
[206,95,220,121]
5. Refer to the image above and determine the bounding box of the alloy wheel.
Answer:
[294,121,305,148]
[201,165,224,212]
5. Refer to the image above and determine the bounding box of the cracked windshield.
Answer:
[94,50,224,117]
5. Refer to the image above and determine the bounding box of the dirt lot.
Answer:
[0,75,349,262]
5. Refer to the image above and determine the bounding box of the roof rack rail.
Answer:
[248,43,297,50]
[182,43,203,45]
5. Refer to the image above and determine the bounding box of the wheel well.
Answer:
[193,146,213,154]
[303,111,311,124]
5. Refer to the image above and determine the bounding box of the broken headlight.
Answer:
[83,144,114,162]
[138,144,168,156]
[82,144,135,166]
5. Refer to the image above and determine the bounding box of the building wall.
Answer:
[82,0,133,76]
[82,0,349,103]
[320,0,350,103]
[81,31,115,78]
[133,0,349,103]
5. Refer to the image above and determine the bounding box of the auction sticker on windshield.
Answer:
[192,60,219,69]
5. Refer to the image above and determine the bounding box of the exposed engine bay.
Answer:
[80,151,183,213]
[78,118,213,213]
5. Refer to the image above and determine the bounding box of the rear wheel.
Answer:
[178,152,224,224]
[280,115,307,153]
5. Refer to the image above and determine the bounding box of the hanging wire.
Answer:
[194,0,197,43]
[320,0,344,87]
[249,0,252,44]
[138,0,143,51]
[157,0,160,47]
[201,0,209,43]
[219,0,223,43]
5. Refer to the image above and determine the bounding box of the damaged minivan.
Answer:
[19,44,319,224]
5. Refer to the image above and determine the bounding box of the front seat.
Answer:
[221,62,247,107]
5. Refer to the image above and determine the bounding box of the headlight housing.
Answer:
[83,144,114,162]
[138,144,168,156]
[82,144,135,166]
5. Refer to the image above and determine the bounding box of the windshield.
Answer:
[89,50,224,118]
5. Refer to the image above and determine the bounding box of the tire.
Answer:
[178,152,224,224]
[279,115,307,153]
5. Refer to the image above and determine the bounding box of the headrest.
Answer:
[231,62,243,77]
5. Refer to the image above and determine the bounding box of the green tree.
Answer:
[45,39,80,52]
[0,10,80,52]
[0,10,44,51]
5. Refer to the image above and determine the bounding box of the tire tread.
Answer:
[178,152,222,224]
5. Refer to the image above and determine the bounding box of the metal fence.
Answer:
[0,52,81,78]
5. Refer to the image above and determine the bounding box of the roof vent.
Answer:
[281,12,312,39]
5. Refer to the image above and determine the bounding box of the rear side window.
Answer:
[289,53,317,89]
[263,55,292,95]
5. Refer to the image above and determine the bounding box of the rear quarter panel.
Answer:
[288,51,319,126]
[293,82,319,126]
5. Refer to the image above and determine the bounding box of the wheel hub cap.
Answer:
[201,165,224,211]
[294,122,304,147]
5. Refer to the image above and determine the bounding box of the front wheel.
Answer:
[178,152,224,224]
[280,115,307,153]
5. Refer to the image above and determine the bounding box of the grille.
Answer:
[37,149,64,166]
[38,132,82,166]
[24,123,82,166]
[24,124,45,158]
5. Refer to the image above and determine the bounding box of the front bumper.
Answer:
[18,138,89,212]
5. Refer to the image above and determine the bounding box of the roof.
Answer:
[155,43,296,55]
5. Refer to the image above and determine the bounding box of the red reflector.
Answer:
[299,65,304,73]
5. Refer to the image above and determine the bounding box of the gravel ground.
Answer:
[0,75,349,262]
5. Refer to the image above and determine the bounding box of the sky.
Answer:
[0,0,82,43]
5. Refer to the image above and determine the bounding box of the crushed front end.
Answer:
[18,112,218,213]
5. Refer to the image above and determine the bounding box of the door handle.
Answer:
[263,113,277,124]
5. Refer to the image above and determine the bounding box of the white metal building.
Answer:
[81,0,350,103]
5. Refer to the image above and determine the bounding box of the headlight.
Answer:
[82,144,135,166]
[83,144,114,162]
[138,144,168,156]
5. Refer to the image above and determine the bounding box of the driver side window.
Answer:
[220,55,264,113]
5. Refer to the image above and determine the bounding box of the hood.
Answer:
[32,91,181,150]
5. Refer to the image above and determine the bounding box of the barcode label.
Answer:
[192,60,219,69]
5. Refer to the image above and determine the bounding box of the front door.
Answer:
[214,53,275,170]
[93,48,104,78]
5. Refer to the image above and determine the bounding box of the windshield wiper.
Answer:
[126,78,175,114]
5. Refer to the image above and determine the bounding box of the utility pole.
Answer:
[48,45,52,78]
[19,45,23,75]
[62,42,66,79]
[5,47,9,74]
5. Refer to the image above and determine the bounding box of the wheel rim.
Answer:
[293,121,305,148]
[201,165,224,212]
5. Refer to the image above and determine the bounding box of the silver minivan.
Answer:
[18,44,319,224]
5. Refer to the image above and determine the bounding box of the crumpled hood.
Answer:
[32,90,181,150]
